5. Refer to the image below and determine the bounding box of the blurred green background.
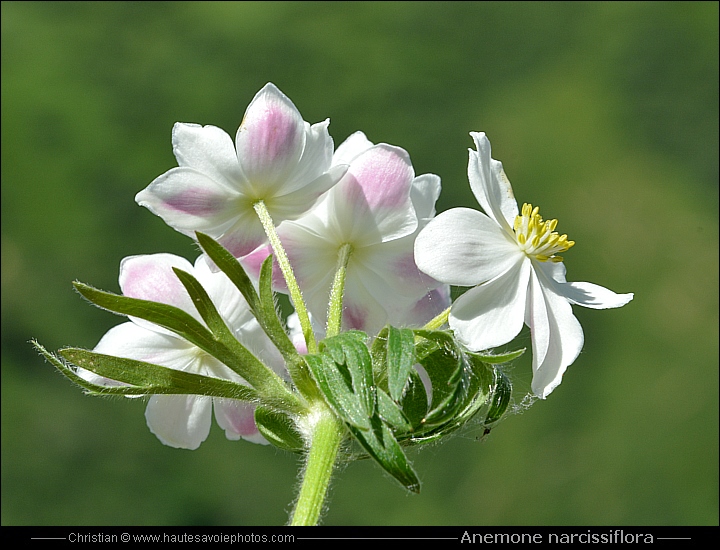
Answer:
[2,1,717,526]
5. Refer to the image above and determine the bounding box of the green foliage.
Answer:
[3,1,717,526]
[34,341,258,401]
[305,326,520,491]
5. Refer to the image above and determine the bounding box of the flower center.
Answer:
[513,203,575,262]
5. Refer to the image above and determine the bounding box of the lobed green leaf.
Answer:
[348,415,420,493]
[386,326,415,402]
[254,407,305,453]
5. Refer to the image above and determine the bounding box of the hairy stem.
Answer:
[423,305,451,331]
[253,200,317,354]
[326,243,353,339]
[290,404,345,526]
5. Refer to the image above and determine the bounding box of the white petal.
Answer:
[193,254,254,331]
[269,164,347,221]
[94,321,195,369]
[136,167,241,237]
[214,398,268,445]
[279,220,338,300]
[286,311,325,355]
[532,261,634,310]
[468,132,519,233]
[332,131,374,166]
[526,270,584,399]
[281,118,336,193]
[171,123,247,191]
[414,208,522,286]
[234,83,306,197]
[145,395,212,450]
[215,210,269,258]
[410,173,442,224]
[562,281,634,310]
[449,258,531,351]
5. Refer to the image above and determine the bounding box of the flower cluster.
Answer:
[38,83,632,511]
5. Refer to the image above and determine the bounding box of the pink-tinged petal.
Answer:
[239,243,287,290]
[145,394,212,450]
[136,167,241,236]
[333,144,418,245]
[332,131,374,166]
[213,398,268,444]
[360,232,443,307]
[340,264,402,334]
[389,249,443,296]
[344,144,414,210]
[171,123,246,190]
[526,271,584,399]
[414,208,522,286]
[119,254,198,321]
[468,132,519,234]
[393,285,452,328]
[561,281,634,310]
[449,258,531,352]
[235,83,306,196]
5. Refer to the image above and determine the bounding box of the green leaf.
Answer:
[72,282,300,412]
[195,231,261,312]
[399,369,429,431]
[386,326,415,402]
[321,332,374,416]
[254,407,304,453]
[306,332,374,431]
[196,232,316,398]
[413,329,467,427]
[348,415,420,493]
[484,369,512,428]
[470,348,526,364]
[448,353,495,428]
[35,342,259,400]
[74,281,216,351]
[376,388,412,434]
[196,232,300,363]
[172,267,231,336]
[369,326,389,388]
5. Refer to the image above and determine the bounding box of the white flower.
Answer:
[243,131,445,335]
[84,253,284,449]
[135,83,346,258]
[414,132,633,398]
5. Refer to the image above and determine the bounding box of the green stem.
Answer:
[326,243,353,338]
[290,404,345,526]
[423,305,451,331]
[253,200,317,354]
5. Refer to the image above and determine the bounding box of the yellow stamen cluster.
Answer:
[513,203,575,262]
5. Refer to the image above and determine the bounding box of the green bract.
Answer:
[37,232,522,496]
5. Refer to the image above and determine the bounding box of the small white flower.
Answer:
[135,83,346,258]
[414,132,633,398]
[84,253,284,449]
[244,131,445,335]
